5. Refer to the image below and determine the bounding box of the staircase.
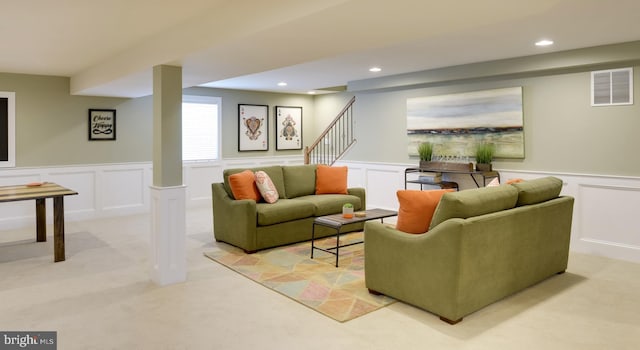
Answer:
[304,96,356,165]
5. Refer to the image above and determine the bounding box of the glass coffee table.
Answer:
[311,208,398,267]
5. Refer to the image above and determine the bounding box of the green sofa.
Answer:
[212,164,366,253]
[364,176,574,324]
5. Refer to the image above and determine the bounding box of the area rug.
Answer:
[204,232,395,322]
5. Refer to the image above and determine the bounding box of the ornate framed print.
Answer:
[238,104,268,151]
[275,106,302,150]
[88,109,116,141]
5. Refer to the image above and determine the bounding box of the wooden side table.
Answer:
[0,182,78,262]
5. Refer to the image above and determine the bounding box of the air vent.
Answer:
[591,67,633,106]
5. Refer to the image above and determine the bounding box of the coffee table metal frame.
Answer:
[311,208,397,267]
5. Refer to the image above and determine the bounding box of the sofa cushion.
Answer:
[256,199,316,226]
[315,165,348,194]
[255,171,279,203]
[224,166,286,198]
[511,176,563,206]
[429,185,518,229]
[295,194,362,216]
[228,170,262,201]
[282,164,317,198]
[396,189,454,234]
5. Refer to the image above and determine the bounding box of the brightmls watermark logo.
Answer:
[1,332,56,349]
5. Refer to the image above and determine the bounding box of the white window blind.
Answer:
[182,96,221,161]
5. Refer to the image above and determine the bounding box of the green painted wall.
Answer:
[0,74,315,167]
[0,73,151,167]
[184,87,314,158]
[316,67,640,176]
[5,40,640,177]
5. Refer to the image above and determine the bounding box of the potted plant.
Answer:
[475,142,495,172]
[417,142,434,169]
[342,203,354,219]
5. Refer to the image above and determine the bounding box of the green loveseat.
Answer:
[364,176,574,324]
[212,164,366,253]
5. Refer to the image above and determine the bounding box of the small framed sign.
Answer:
[88,109,116,141]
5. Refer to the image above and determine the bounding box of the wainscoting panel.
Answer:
[46,168,97,215]
[578,184,640,246]
[0,156,305,230]
[184,163,224,207]
[0,171,42,225]
[342,164,366,189]
[0,173,42,187]
[363,167,403,210]
[2,158,638,263]
[498,170,640,263]
[101,168,146,211]
[339,161,640,263]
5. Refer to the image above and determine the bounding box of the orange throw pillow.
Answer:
[315,165,348,194]
[396,189,454,234]
[506,178,525,184]
[228,170,262,201]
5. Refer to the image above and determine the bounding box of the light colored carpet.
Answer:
[0,231,108,263]
[204,232,395,322]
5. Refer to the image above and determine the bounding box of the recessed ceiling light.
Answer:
[307,91,316,95]
[277,82,287,86]
[535,39,554,47]
[369,67,382,72]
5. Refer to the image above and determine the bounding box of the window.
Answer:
[182,95,221,161]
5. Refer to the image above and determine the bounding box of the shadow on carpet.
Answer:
[204,232,395,322]
[0,231,109,263]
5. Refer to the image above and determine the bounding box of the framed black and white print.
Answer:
[88,109,116,141]
[238,104,268,151]
[275,106,302,150]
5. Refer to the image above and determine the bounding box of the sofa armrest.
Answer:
[364,219,464,320]
[212,183,258,252]
[347,187,366,210]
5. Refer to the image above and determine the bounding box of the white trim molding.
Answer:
[149,185,187,286]
[3,157,637,264]
[0,156,304,230]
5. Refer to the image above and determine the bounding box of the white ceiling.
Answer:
[2,0,640,97]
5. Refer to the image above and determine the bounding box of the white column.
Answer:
[150,65,186,285]
[149,185,186,285]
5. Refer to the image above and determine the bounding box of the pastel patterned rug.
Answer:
[204,232,395,322]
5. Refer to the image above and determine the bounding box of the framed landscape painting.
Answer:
[238,104,268,151]
[407,87,524,159]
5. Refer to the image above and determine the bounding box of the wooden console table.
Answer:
[0,183,78,262]
[405,167,500,189]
